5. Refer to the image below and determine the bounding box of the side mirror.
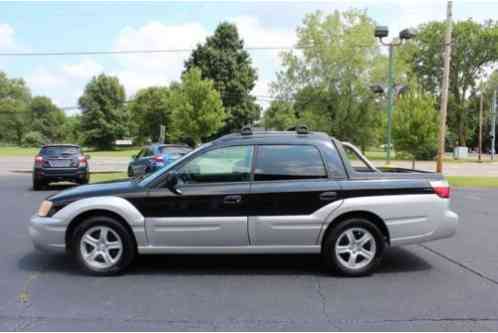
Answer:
[165,171,181,194]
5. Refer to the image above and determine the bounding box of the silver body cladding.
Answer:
[29,193,458,254]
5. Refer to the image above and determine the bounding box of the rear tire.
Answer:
[33,179,45,191]
[71,216,136,276]
[78,176,89,185]
[322,218,385,277]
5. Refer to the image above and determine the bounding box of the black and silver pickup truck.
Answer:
[30,127,458,276]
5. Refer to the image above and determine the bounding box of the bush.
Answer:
[22,131,46,147]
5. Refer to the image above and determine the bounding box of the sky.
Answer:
[1,1,497,113]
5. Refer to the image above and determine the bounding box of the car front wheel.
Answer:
[71,216,136,276]
[323,218,384,277]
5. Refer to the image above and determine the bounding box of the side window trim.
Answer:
[253,144,329,183]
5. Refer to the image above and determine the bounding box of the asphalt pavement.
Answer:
[1,173,498,331]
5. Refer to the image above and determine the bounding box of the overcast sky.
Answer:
[1,1,497,113]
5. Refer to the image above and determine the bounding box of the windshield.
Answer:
[138,143,211,187]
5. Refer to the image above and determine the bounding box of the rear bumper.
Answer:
[34,168,88,181]
[390,209,458,246]
[28,215,67,254]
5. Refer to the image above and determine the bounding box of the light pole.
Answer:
[374,26,416,164]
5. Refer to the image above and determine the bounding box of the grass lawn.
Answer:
[447,176,498,188]
[90,172,128,183]
[0,146,140,158]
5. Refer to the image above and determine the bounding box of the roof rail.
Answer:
[240,126,253,136]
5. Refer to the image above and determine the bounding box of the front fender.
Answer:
[53,196,147,246]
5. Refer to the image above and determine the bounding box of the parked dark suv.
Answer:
[33,144,90,190]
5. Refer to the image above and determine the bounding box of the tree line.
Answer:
[1,10,498,160]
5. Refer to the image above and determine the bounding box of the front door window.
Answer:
[177,145,253,184]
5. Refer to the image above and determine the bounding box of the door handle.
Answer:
[320,191,338,201]
[224,195,242,205]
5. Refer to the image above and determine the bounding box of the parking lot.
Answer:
[1,173,498,331]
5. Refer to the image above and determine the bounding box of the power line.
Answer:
[0,46,306,57]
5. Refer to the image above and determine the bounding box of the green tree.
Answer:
[169,68,225,145]
[392,91,439,167]
[263,100,296,130]
[62,115,83,144]
[0,71,31,145]
[29,96,66,143]
[185,22,260,133]
[78,74,128,149]
[129,86,172,144]
[402,19,498,146]
[271,10,383,151]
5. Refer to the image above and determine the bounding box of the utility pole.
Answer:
[436,0,453,173]
[491,89,497,160]
[386,45,395,164]
[479,92,483,161]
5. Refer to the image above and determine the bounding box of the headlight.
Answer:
[37,200,53,217]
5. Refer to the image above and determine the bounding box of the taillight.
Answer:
[35,155,43,167]
[431,180,450,199]
[78,156,87,167]
[152,155,164,162]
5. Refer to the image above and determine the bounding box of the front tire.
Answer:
[323,218,385,277]
[71,216,136,276]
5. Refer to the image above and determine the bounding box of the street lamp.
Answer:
[375,25,416,164]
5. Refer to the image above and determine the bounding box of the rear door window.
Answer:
[254,145,328,181]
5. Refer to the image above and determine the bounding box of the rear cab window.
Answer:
[159,146,192,159]
[40,146,80,156]
[254,145,328,181]
[340,142,378,173]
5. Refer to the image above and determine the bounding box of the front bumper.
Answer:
[29,215,67,253]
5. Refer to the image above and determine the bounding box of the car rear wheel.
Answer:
[323,218,384,277]
[32,179,45,191]
[71,216,136,276]
[78,177,89,185]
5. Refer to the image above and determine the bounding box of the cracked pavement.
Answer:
[1,174,498,331]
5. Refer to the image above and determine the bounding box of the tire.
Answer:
[70,216,136,276]
[322,218,385,277]
[127,166,134,178]
[33,179,45,191]
[78,177,89,185]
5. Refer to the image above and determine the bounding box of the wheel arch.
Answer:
[320,210,390,247]
[65,209,138,251]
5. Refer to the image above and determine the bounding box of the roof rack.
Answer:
[287,125,309,134]
[240,126,253,136]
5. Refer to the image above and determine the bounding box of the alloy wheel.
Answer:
[80,226,123,270]
[334,227,376,270]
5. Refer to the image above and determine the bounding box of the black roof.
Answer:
[41,144,80,148]
[148,143,191,148]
